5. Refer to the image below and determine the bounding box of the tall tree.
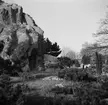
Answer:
[80,42,100,57]
[94,8,108,46]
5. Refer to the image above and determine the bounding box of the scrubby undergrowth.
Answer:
[20,67,108,105]
[2,67,108,105]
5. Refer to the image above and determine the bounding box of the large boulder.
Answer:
[0,2,44,71]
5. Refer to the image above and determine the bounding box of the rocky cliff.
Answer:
[0,2,44,72]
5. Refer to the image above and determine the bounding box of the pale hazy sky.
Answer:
[5,0,108,52]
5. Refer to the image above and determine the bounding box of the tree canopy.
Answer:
[81,55,90,65]
[94,8,108,46]
[43,38,61,57]
[80,42,101,57]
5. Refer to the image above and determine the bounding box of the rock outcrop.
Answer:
[0,2,44,71]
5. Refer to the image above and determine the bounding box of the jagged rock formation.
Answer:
[0,2,44,71]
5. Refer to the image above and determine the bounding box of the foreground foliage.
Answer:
[0,74,27,105]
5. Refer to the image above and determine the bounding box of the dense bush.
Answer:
[102,64,108,73]
[57,68,108,105]
[58,69,66,78]
[58,68,97,82]
[21,68,108,105]
[49,79,108,105]
[0,74,27,105]
[58,57,73,68]
[72,82,102,105]
[86,67,97,76]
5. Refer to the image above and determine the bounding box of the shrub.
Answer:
[0,74,27,105]
[58,57,73,68]
[72,82,102,105]
[50,80,106,105]
[58,69,66,78]
[58,68,97,82]
[102,64,108,73]
[98,75,108,92]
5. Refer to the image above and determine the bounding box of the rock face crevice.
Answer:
[0,2,44,71]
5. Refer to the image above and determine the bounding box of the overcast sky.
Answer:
[5,0,108,52]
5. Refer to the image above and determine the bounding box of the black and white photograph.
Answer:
[0,0,108,105]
